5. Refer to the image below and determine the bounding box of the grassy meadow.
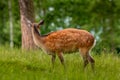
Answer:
[0,46,120,80]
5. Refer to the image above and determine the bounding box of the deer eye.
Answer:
[34,24,37,27]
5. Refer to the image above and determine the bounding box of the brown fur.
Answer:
[31,21,95,70]
[43,29,94,53]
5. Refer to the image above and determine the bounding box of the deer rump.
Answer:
[43,28,95,53]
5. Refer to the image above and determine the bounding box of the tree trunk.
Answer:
[19,0,37,50]
[8,0,14,48]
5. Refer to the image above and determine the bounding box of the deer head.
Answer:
[27,19,44,29]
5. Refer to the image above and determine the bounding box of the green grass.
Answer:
[0,47,120,80]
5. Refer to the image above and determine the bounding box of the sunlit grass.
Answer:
[0,46,120,80]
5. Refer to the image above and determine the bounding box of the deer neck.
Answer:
[32,27,44,47]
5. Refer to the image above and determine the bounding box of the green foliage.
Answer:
[0,0,9,45]
[0,0,20,47]
[0,0,120,51]
[0,47,120,80]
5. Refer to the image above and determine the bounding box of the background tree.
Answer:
[0,0,20,47]
[8,0,14,48]
[19,0,36,50]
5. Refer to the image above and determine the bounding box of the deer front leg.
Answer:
[87,54,95,71]
[51,54,56,68]
[57,52,65,67]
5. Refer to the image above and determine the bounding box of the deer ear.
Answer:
[38,20,44,26]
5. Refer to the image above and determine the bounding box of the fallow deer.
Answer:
[29,20,96,70]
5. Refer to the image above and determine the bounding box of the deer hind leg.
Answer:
[87,52,95,70]
[79,48,95,70]
[79,48,89,69]
[83,56,89,69]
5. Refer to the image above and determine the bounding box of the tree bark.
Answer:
[19,0,37,50]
